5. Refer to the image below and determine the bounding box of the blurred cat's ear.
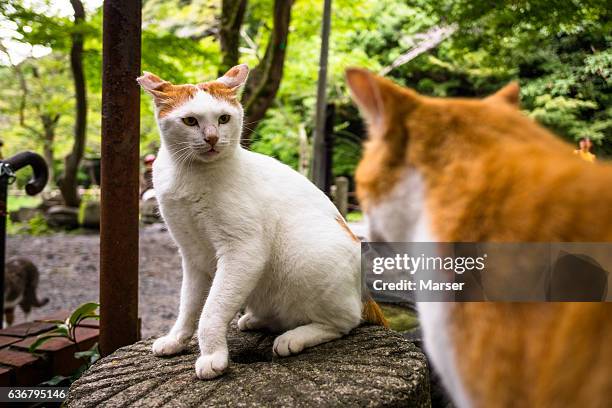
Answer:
[486,82,520,107]
[137,72,172,100]
[217,64,249,89]
[346,68,385,129]
[346,68,418,134]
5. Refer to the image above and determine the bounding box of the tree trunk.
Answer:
[240,0,294,148]
[218,0,248,76]
[41,113,60,186]
[60,0,87,207]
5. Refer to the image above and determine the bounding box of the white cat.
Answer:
[137,64,386,380]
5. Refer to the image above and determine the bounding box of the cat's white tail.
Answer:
[362,296,388,327]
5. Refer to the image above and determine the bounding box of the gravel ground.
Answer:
[6,225,182,338]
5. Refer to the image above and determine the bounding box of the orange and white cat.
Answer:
[138,65,386,380]
[347,68,612,408]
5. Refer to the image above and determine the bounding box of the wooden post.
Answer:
[100,0,141,356]
[335,176,348,219]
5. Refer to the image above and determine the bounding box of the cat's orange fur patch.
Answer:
[451,302,612,407]
[349,69,612,407]
[198,82,240,107]
[151,82,239,118]
[362,296,388,327]
[334,213,387,328]
[139,69,242,118]
[156,84,199,118]
[335,215,360,242]
[348,71,417,210]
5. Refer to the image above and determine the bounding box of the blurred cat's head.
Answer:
[345,68,582,242]
[138,64,249,163]
[345,68,533,213]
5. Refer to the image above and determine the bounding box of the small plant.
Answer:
[29,302,100,385]
[7,213,51,236]
[27,213,51,235]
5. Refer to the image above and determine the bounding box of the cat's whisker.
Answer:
[171,149,192,159]
[187,151,197,178]
[170,146,196,160]
[178,150,193,166]
[167,142,193,151]
[170,144,194,152]
[241,125,266,143]
[172,148,196,179]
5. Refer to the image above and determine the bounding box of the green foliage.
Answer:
[250,109,301,169]
[3,191,43,235]
[1,0,610,184]
[30,302,100,385]
[26,213,50,235]
[77,188,99,224]
[419,0,611,152]
[6,193,41,211]
[30,302,100,354]
[7,213,50,236]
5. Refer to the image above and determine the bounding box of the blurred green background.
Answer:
[0,0,610,187]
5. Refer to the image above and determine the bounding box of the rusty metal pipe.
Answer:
[99,0,142,356]
[4,152,49,195]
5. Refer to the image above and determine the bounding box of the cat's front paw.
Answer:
[152,335,188,356]
[195,351,228,380]
[273,331,305,357]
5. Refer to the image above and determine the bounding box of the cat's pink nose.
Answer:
[205,135,219,146]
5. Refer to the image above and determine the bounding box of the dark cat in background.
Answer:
[4,257,48,325]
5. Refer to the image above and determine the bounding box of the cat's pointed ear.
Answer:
[486,82,520,107]
[346,68,386,130]
[217,64,249,89]
[346,68,418,134]
[137,71,172,101]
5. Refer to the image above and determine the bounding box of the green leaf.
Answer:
[74,350,94,359]
[69,302,100,327]
[28,334,65,353]
[74,343,100,367]
[54,324,70,337]
[88,343,101,365]
[40,319,65,325]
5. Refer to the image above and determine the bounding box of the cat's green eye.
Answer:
[218,114,231,124]
[182,117,198,127]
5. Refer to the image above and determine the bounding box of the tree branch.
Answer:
[187,26,219,41]
[379,24,457,76]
